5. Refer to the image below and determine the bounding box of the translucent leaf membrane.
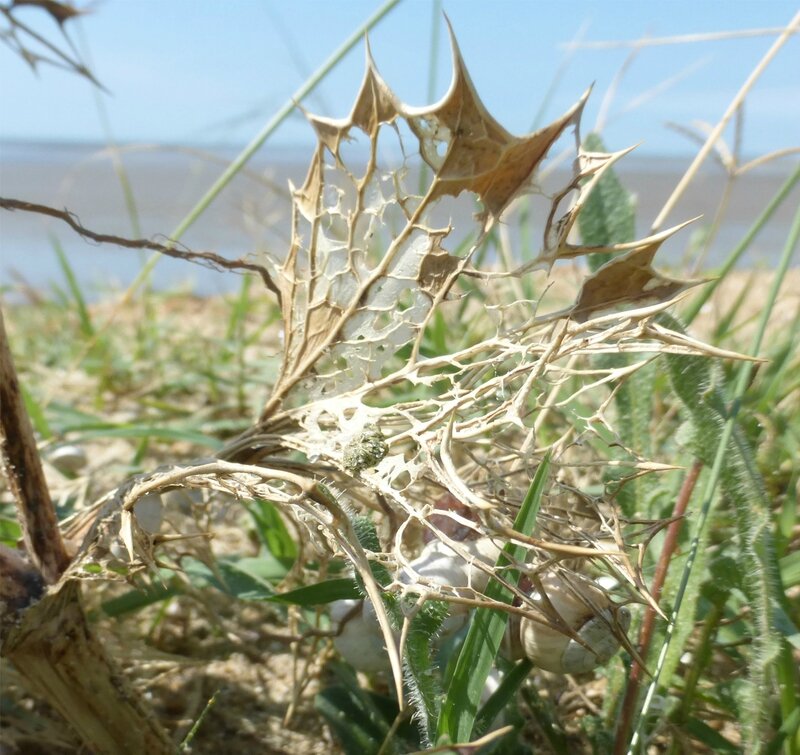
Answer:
[260,28,705,417]
[261,32,601,411]
[246,27,736,599]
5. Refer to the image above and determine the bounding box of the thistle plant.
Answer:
[2,20,792,755]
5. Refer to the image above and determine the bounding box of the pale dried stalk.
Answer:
[566,27,799,50]
[11,29,759,727]
[652,10,800,231]
[3,582,174,755]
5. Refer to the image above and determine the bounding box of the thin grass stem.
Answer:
[683,163,800,325]
[567,27,800,50]
[652,11,800,232]
[114,0,402,302]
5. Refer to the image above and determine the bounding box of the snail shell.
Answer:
[402,535,501,597]
[134,493,164,534]
[519,574,631,674]
[329,598,391,674]
[49,444,88,476]
[109,493,164,562]
[330,536,502,671]
[401,535,501,634]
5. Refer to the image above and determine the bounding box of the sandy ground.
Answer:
[1,268,797,753]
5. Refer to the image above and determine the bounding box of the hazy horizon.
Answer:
[2,139,796,299]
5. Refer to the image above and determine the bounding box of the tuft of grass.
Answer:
[437,455,550,745]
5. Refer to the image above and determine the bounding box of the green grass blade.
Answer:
[710,271,753,342]
[102,581,179,617]
[265,579,360,606]
[683,163,800,325]
[780,551,800,590]
[225,274,253,341]
[473,658,533,738]
[182,556,281,600]
[76,20,143,239]
[437,453,550,745]
[316,662,409,755]
[51,235,94,337]
[759,305,800,410]
[21,384,52,439]
[74,424,224,449]
[178,689,220,752]
[683,717,740,753]
[417,0,442,196]
[116,0,402,302]
[246,498,298,565]
[634,207,800,754]
[170,0,402,241]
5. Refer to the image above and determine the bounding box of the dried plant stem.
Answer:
[3,581,175,754]
[594,44,640,134]
[0,306,70,584]
[738,147,800,174]
[0,4,102,86]
[613,459,703,755]
[1,307,175,753]
[567,27,800,50]
[9,0,401,409]
[652,10,800,232]
[0,197,279,297]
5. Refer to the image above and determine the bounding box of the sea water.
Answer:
[1,140,795,300]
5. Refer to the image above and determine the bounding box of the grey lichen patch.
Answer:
[342,424,388,474]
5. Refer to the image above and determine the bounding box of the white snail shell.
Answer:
[401,535,501,634]
[519,574,631,674]
[49,444,88,475]
[109,493,164,562]
[329,536,502,671]
[161,487,204,513]
[134,493,164,534]
[402,536,501,597]
[329,598,390,674]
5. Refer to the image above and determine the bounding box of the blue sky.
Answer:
[0,0,798,156]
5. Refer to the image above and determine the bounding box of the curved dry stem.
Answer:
[652,11,800,231]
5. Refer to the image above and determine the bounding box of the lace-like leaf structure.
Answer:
[265,37,582,408]
[262,34,697,416]
[253,31,714,530]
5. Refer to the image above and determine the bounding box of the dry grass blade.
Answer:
[563,26,800,50]
[0,197,281,297]
[0,0,103,86]
[652,10,800,231]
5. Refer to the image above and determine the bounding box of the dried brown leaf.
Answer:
[568,220,703,321]
[260,30,595,419]
[50,29,753,703]
[12,0,83,26]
